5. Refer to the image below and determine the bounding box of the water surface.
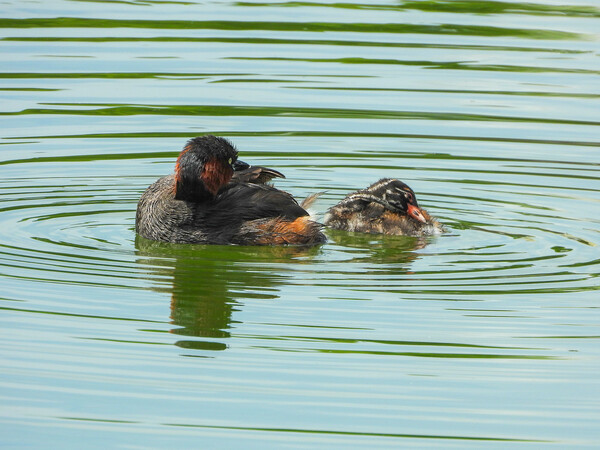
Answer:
[1,0,599,448]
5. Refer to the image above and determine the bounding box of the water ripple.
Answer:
[1,0,599,447]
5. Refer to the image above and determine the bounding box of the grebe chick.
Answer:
[324,178,443,236]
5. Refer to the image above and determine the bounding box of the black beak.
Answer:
[232,159,250,171]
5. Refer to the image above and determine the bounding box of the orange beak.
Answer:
[407,204,427,223]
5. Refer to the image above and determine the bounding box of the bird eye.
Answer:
[228,158,233,164]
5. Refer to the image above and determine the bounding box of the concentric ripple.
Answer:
[1,0,600,447]
[1,139,597,297]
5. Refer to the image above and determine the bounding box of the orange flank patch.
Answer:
[202,158,233,195]
[256,216,319,245]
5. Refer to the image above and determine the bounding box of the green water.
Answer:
[1,0,599,447]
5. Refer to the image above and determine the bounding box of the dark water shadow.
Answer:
[134,232,437,351]
[135,236,322,351]
[325,228,436,267]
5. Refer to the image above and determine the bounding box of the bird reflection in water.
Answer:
[135,236,321,352]
[326,228,435,268]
